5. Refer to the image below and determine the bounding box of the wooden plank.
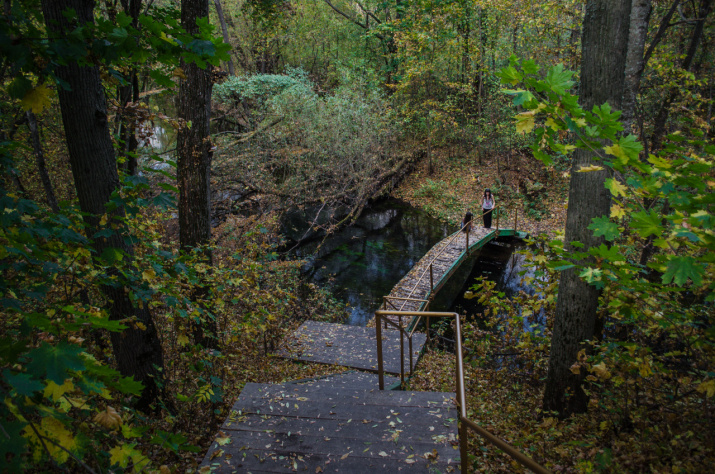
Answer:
[203,383,460,473]
[277,321,426,375]
[235,383,454,409]
[287,371,400,390]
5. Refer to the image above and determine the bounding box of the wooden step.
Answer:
[202,383,460,473]
[277,321,426,375]
[285,371,401,390]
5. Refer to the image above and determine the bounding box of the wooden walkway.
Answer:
[201,381,459,472]
[201,224,523,472]
[276,320,426,375]
[378,226,521,328]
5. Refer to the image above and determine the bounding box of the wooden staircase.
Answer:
[201,373,460,472]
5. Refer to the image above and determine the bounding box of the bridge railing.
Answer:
[381,205,519,314]
[374,309,551,474]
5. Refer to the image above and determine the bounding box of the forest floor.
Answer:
[392,147,569,237]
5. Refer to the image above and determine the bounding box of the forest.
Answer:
[0,0,713,472]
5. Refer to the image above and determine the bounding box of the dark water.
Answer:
[284,199,530,326]
[284,199,452,326]
[437,239,532,316]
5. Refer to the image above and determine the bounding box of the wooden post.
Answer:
[466,227,470,254]
[376,314,384,390]
[515,208,519,232]
[496,207,500,230]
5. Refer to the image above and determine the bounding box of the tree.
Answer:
[213,0,235,75]
[178,0,217,348]
[41,0,165,411]
[116,0,143,176]
[542,0,633,417]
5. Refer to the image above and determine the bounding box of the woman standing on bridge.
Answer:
[481,188,495,228]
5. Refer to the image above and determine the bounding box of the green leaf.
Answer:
[25,342,86,384]
[7,75,33,100]
[497,66,522,86]
[630,211,662,238]
[579,267,602,283]
[531,148,554,166]
[3,369,44,396]
[544,64,575,95]
[100,247,124,265]
[0,419,27,472]
[522,59,540,74]
[588,217,620,241]
[662,256,704,286]
[0,338,29,364]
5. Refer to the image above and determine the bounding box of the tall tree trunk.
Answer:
[41,0,165,411]
[178,0,217,348]
[543,0,632,418]
[26,111,59,212]
[621,0,652,134]
[650,0,712,152]
[212,0,235,75]
[117,0,141,176]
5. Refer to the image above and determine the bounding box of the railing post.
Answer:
[466,227,469,255]
[376,314,384,390]
[409,334,414,374]
[399,316,405,388]
[430,263,434,292]
[515,208,518,233]
[496,206,500,230]
[460,419,469,474]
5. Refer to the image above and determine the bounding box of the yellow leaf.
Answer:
[21,84,52,113]
[160,32,177,45]
[109,443,147,471]
[569,363,581,375]
[515,111,535,134]
[577,165,604,173]
[44,379,75,402]
[604,144,628,160]
[639,362,653,378]
[172,67,186,79]
[574,117,587,127]
[177,334,189,346]
[545,117,560,131]
[697,380,715,397]
[94,406,122,430]
[24,417,78,463]
[592,362,611,380]
[141,269,155,282]
[610,205,626,219]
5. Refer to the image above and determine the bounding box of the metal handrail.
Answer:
[375,310,551,474]
[378,207,519,381]
[393,205,515,314]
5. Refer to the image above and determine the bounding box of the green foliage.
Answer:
[474,59,715,470]
[212,71,398,229]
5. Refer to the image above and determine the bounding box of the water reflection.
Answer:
[286,199,536,328]
[285,199,452,326]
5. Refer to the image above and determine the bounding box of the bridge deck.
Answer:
[378,227,520,328]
